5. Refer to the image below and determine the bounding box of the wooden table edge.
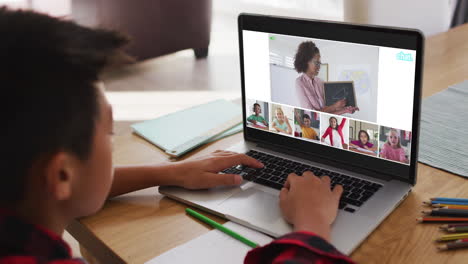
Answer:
[67,220,126,264]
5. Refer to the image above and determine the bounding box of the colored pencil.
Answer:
[424,201,468,206]
[447,226,468,232]
[439,223,468,230]
[437,241,468,251]
[185,208,259,248]
[416,217,468,223]
[422,208,468,217]
[436,232,468,242]
[430,197,468,203]
[456,238,468,243]
[433,204,468,210]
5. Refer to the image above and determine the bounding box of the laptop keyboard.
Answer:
[221,150,383,213]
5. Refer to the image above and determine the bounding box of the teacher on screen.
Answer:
[294,41,359,115]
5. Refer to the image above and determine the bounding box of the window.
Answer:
[214,0,343,21]
[0,0,71,17]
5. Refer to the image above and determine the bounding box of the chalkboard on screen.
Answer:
[324,81,357,107]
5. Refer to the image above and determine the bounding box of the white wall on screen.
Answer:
[270,65,301,106]
[376,47,416,131]
[243,30,271,102]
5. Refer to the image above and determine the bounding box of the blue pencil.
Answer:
[431,198,468,203]
[430,201,468,206]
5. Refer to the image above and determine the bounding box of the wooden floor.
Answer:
[102,12,240,93]
[102,50,240,92]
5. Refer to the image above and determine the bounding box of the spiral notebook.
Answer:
[131,99,243,157]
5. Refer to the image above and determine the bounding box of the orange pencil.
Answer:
[416,217,468,223]
[432,204,468,210]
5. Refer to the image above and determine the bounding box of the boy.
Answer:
[295,110,319,140]
[247,103,268,127]
[0,8,353,264]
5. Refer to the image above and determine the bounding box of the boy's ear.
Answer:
[44,152,79,201]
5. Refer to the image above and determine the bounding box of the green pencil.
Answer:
[185,208,259,248]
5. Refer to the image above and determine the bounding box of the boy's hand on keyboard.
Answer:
[279,172,343,242]
[175,150,264,189]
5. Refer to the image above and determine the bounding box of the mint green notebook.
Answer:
[131,100,243,157]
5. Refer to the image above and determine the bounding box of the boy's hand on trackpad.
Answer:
[279,172,343,242]
[174,150,264,190]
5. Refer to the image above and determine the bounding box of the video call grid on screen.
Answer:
[243,30,417,166]
[246,100,412,165]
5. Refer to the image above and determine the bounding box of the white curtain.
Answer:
[0,0,70,17]
[214,0,343,21]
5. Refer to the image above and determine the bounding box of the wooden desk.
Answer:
[67,24,468,264]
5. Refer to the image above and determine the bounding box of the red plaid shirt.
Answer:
[0,208,354,264]
[245,232,355,264]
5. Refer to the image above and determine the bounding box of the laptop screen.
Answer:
[239,15,423,183]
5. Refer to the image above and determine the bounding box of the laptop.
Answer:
[160,14,423,254]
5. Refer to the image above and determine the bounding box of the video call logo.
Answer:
[396,51,413,62]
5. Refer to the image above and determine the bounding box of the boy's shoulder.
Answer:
[0,209,85,264]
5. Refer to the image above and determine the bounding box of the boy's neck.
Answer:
[13,200,68,236]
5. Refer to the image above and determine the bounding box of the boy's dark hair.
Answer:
[0,8,130,203]
[294,41,320,73]
[302,114,310,120]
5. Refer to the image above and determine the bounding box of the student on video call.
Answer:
[380,128,409,164]
[294,41,359,115]
[294,109,318,140]
[350,130,377,152]
[321,117,348,149]
[247,103,268,127]
[272,107,293,135]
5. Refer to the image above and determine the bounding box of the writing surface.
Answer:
[324,81,357,107]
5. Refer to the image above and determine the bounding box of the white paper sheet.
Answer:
[355,147,375,154]
[145,222,273,264]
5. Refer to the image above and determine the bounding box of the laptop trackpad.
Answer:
[218,187,281,224]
